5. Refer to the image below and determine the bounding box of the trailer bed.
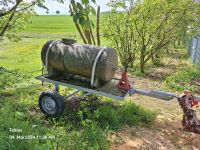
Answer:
[36,75,130,100]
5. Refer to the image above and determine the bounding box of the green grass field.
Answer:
[0,15,200,149]
[26,15,76,34]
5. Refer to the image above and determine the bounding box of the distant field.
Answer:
[23,15,108,44]
[26,15,75,34]
[24,15,97,37]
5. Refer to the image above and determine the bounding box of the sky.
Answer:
[34,0,111,15]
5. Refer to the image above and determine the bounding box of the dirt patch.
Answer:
[110,121,200,150]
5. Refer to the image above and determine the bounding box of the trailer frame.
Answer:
[35,75,200,117]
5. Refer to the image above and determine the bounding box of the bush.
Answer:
[165,66,200,92]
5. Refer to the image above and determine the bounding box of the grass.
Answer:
[0,15,156,149]
[165,66,200,93]
[25,15,76,34]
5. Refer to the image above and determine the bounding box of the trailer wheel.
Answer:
[39,90,65,117]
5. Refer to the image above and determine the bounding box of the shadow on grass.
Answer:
[0,67,156,150]
[46,96,156,131]
[2,78,156,131]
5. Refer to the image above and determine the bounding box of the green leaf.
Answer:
[75,12,81,19]
[91,0,96,4]
[73,12,82,22]
[70,0,75,6]
[90,20,95,28]
[90,6,96,15]
[85,5,90,14]
[69,5,73,14]
[81,0,89,5]
[79,16,86,25]
[77,2,84,11]
[73,16,78,23]
[56,0,64,4]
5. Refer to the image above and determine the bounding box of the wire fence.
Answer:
[188,36,200,68]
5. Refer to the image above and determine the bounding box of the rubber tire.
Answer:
[39,90,65,117]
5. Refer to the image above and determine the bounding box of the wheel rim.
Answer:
[42,96,57,114]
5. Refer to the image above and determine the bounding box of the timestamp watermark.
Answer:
[9,135,56,140]
[8,128,56,140]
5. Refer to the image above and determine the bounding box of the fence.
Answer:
[188,36,200,68]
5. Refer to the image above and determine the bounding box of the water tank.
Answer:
[41,39,118,87]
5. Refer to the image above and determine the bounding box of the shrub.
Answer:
[165,66,200,92]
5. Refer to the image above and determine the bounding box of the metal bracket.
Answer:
[55,83,59,92]
[65,90,80,99]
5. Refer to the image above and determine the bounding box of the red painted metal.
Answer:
[116,71,131,92]
[178,90,200,134]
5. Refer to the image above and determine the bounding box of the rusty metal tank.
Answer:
[41,39,118,87]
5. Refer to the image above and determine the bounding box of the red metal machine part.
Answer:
[178,90,200,134]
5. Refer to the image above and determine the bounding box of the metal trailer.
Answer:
[35,75,200,117]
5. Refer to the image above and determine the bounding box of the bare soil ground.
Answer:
[110,50,200,150]
[110,121,200,150]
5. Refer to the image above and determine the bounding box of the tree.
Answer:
[69,0,101,45]
[46,10,50,15]
[105,0,200,73]
[0,0,63,41]
[131,0,200,73]
[0,1,35,41]
[56,10,60,14]
[103,1,137,67]
[173,1,200,48]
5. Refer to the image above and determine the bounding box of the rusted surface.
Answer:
[178,90,200,134]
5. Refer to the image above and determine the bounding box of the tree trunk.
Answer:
[82,28,92,44]
[174,39,177,48]
[75,23,87,44]
[0,4,18,38]
[96,6,101,46]
[150,50,154,62]
[130,62,134,68]
[166,48,169,53]
[178,38,181,46]
[140,49,145,73]
[140,57,145,73]
[89,26,96,45]
[85,30,92,44]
